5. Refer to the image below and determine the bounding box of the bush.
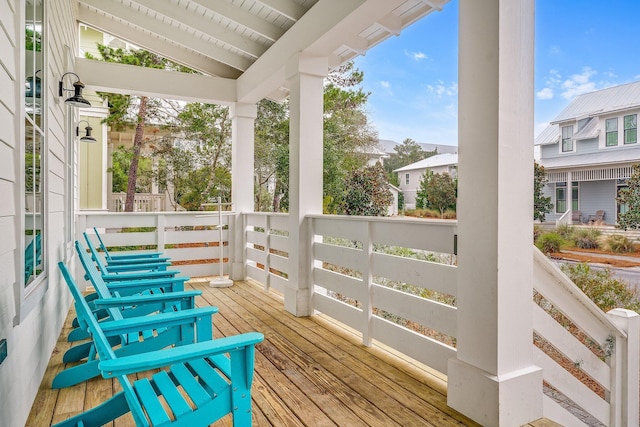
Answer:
[533,225,543,243]
[606,234,634,253]
[536,232,565,254]
[555,224,574,239]
[571,228,601,249]
[561,263,640,313]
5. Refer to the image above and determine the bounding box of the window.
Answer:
[624,114,637,144]
[571,181,579,211]
[561,126,573,152]
[606,118,618,146]
[555,183,566,213]
[405,173,409,185]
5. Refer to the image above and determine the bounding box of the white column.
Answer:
[447,1,542,426]
[285,54,327,316]
[567,171,573,224]
[230,103,257,280]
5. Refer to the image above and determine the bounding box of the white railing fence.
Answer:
[77,211,233,279]
[533,248,639,426]
[109,193,170,212]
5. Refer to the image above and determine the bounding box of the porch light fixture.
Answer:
[58,72,91,108]
[25,69,41,99]
[76,120,97,143]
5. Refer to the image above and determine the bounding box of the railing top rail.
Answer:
[79,211,236,217]
[307,213,458,227]
[533,248,627,338]
[242,212,289,218]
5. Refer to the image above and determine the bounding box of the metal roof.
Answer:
[551,80,640,124]
[394,153,458,172]
[539,145,640,170]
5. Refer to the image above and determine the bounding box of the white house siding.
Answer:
[580,180,617,225]
[0,2,77,426]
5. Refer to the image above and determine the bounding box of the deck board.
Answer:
[27,278,554,426]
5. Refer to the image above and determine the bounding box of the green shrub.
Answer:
[555,224,574,239]
[571,228,601,249]
[535,232,564,253]
[533,225,543,243]
[561,263,640,313]
[606,234,634,253]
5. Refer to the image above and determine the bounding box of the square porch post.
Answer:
[230,103,257,280]
[285,54,327,316]
[447,1,543,426]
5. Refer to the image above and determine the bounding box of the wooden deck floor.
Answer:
[27,278,558,426]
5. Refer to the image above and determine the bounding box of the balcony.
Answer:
[27,212,639,426]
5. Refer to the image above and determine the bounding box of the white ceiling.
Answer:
[76,0,450,103]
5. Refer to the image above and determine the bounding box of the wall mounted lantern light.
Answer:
[76,120,97,143]
[58,72,91,108]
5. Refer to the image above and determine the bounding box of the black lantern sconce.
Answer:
[76,120,97,143]
[58,72,91,108]
[25,69,41,99]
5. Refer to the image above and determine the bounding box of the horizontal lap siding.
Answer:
[2,2,79,427]
[580,180,616,225]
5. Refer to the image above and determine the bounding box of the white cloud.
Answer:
[560,67,597,99]
[549,45,561,55]
[426,80,458,98]
[404,50,427,61]
[380,81,390,88]
[536,87,554,100]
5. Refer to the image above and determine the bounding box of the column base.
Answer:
[447,358,543,427]
[230,262,245,281]
[284,286,312,317]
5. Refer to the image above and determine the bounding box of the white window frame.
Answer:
[605,117,618,147]
[561,125,574,152]
[405,173,409,185]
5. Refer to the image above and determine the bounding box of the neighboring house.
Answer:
[536,81,640,225]
[387,183,401,216]
[394,153,458,209]
[377,139,458,156]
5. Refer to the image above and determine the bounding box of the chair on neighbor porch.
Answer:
[52,241,216,389]
[572,210,582,224]
[588,210,605,224]
[54,262,263,427]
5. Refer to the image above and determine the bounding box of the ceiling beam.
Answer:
[190,0,285,42]
[75,57,237,105]
[78,0,252,71]
[78,6,241,78]
[256,0,306,21]
[132,0,267,58]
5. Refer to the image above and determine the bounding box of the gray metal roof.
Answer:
[394,153,458,172]
[551,80,640,123]
[535,124,560,146]
[539,145,640,170]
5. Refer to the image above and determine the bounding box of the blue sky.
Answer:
[354,0,640,147]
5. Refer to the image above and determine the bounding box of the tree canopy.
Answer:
[342,163,393,216]
[534,161,553,222]
[617,164,640,230]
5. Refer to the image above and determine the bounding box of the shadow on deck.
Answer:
[27,278,556,426]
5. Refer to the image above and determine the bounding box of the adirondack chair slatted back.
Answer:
[83,232,111,275]
[58,262,151,425]
[92,227,113,261]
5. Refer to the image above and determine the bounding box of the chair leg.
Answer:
[52,391,130,426]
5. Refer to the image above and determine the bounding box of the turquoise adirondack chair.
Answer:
[67,240,195,343]
[24,233,42,282]
[53,242,217,389]
[83,230,172,273]
[55,262,263,427]
[93,226,168,264]
[83,232,183,283]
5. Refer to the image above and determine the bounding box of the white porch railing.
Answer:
[109,193,169,212]
[74,211,639,426]
[77,211,233,279]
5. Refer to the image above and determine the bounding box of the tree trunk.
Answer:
[124,96,148,212]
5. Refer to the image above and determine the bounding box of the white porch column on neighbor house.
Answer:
[567,170,573,224]
[285,54,327,316]
[230,102,257,280]
[447,1,543,426]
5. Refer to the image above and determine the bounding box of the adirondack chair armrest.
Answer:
[92,290,202,309]
[104,276,188,293]
[99,332,264,378]
[105,261,172,272]
[101,271,183,282]
[106,257,171,266]
[99,307,218,337]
